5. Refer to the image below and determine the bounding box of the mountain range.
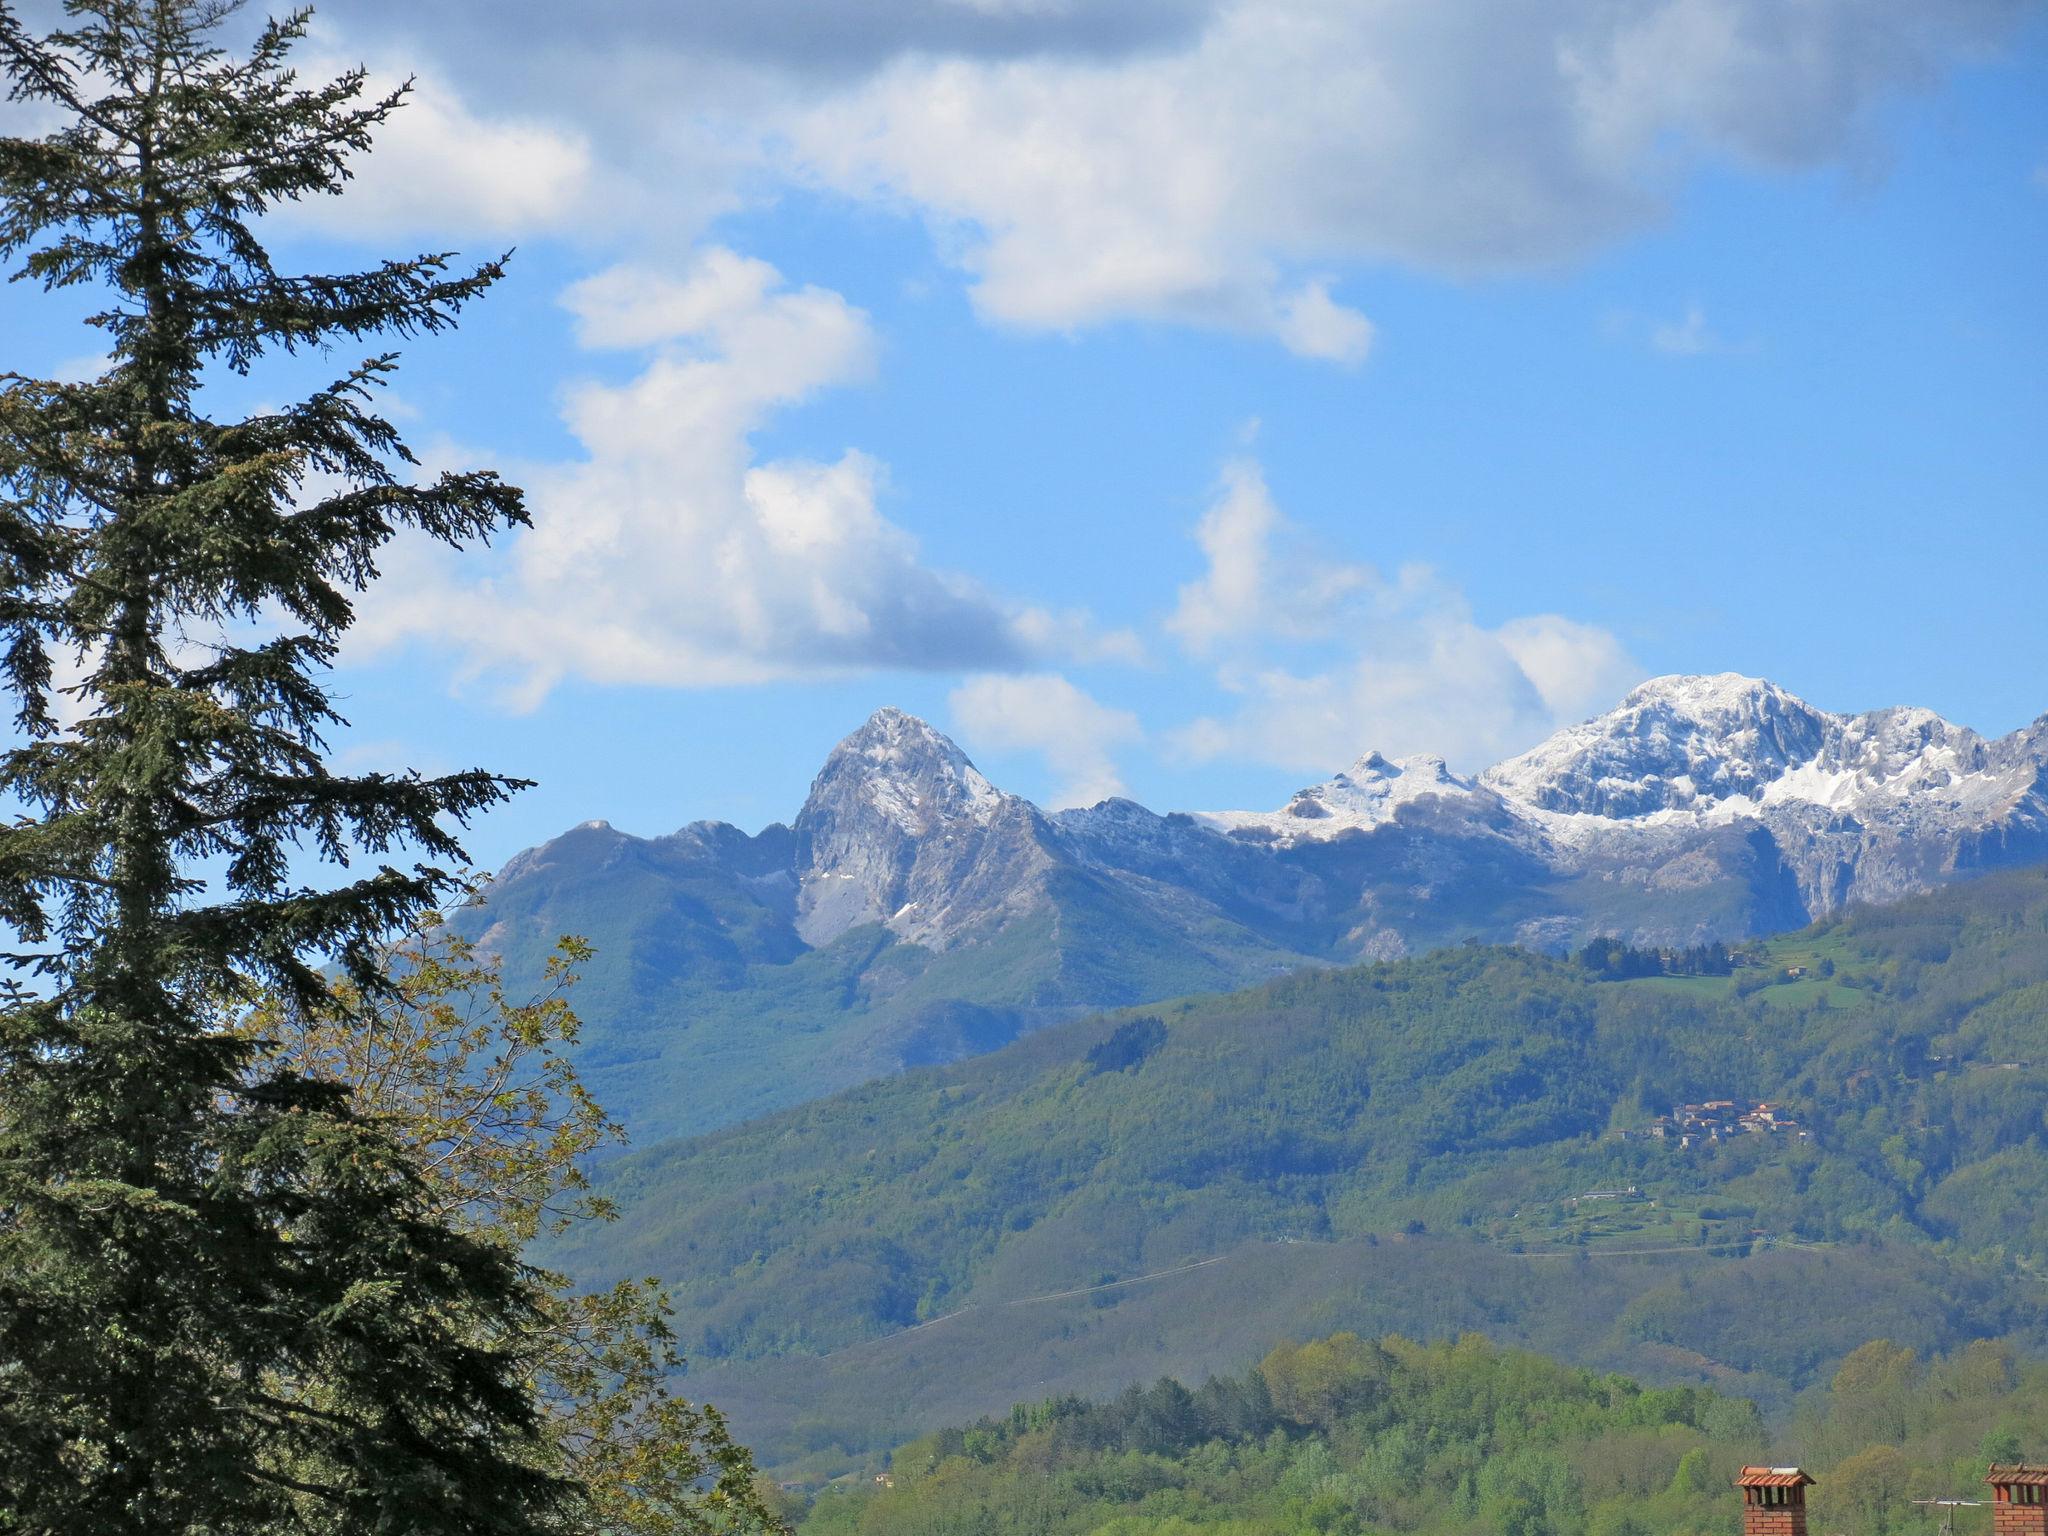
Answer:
[462,674,2048,1143]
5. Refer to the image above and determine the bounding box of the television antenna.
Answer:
[1911,1498,1987,1536]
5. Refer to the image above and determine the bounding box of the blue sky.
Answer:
[5,0,2046,867]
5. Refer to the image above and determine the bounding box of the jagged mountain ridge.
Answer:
[464,677,2048,1143]
[1149,673,2048,921]
[792,707,1060,951]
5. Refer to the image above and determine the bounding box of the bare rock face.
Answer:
[1480,675,2048,918]
[650,679,2048,973]
[793,707,1061,950]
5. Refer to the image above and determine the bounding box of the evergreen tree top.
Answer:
[0,0,531,1010]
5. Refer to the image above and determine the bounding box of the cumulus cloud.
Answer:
[281,53,596,240]
[1166,460,1638,773]
[337,0,1211,76]
[0,17,603,241]
[1277,281,1377,366]
[949,673,1142,809]
[1494,615,1639,724]
[9,0,2030,352]
[355,249,1102,704]
[771,0,2025,353]
[1165,459,1371,653]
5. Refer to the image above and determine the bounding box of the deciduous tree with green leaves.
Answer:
[253,916,783,1534]
[0,2,664,1529]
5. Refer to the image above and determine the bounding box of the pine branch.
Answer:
[0,7,599,1529]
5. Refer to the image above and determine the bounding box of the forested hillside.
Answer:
[458,816,1309,1142]
[786,1330,2048,1536]
[565,866,2048,1338]
[553,867,2048,1469]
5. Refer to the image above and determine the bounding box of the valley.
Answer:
[541,865,2048,1477]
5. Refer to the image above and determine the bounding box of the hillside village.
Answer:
[1620,1100,1811,1149]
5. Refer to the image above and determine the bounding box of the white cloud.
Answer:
[1165,459,1370,654]
[11,0,2029,352]
[1495,614,1641,724]
[1649,302,1734,356]
[1166,459,1639,773]
[0,42,596,246]
[562,254,800,349]
[1276,281,1376,366]
[1176,613,1638,774]
[1010,607,1149,667]
[353,248,1098,704]
[283,55,596,240]
[949,673,1142,809]
[771,0,2025,353]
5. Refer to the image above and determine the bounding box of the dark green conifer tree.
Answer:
[0,3,578,1529]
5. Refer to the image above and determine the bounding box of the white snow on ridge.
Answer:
[1194,751,1493,845]
[833,706,1008,832]
[1483,676,2040,841]
[1195,674,2045,847]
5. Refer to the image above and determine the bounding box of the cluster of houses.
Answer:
[1619,1099,1811,1150]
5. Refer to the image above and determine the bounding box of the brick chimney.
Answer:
[1988,1465,2048,1536]
[1737,1466,1814,1536]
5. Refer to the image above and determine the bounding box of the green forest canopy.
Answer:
[559,866,2048,1369]
[791,1329,2047,1536]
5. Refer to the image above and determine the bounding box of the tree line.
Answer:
[793,1331,2048,1536]
[1573,937,1734,980]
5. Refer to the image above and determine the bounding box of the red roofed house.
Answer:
[1737,1466,1815,1536]
[1989,1465,2048,1536]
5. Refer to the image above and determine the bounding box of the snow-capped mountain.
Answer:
[1476,674,2048,913]
[464,677,2048,1143]
[1191,751,1499,843]
[793,707,1059,949]
[1484,674,1834,820]
[1136,673,2048,922]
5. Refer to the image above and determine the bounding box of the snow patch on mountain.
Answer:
[793,707,1055,948]
[1481,674,2040,850]
[1195,752,1495,844]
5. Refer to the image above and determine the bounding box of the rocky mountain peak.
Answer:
[1482,673,1832,818]
[801,707,1004,834]
[1196,749,1490,844]
[793,710,1051,949]
[1346,751,1456,786]
[1470,677,2048,920]
[1618,671,1795,716]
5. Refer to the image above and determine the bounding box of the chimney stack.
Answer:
[1988,1465,2048,1536]
[1737,1466,1814,1536]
